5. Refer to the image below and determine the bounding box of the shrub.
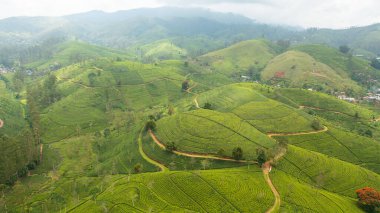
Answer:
[166,142,177,152]
[134,163,143,173]
[145,121,156,131]
[355,187,380,212]
[256,148,267,166]
[203,102,212,110]
[311,119,323,130]
[27,162,37,170]
[232,147,243,160]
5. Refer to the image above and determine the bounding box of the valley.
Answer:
[0,6,379,213]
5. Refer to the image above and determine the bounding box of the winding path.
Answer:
[0,119,3,128]
[186,83,200,109]
[149,130,256,163]
[263,162,280,213]
[138,129,169,172]
[263,125,328,213]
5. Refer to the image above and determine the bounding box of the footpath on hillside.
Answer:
[149,130,255,163]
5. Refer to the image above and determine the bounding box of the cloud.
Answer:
[158,0,267,4]
[207,0,380,28]
[0,0,378,28]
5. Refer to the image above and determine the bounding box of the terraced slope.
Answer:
[275,88,376,120]
[233,99,314,133]
[140,40,188,60]
[276,145,380,198]
[261,51,361,91]
[194,83,268,112]
[198,40,275,76]
[271,170,362,212]
[69,167,274,213]
[274,127,380,173]
[156,109,276,159]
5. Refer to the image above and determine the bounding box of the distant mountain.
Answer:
[0,7,379,68]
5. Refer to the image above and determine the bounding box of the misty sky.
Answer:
[0,0,379,29]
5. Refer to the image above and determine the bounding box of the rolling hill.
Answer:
[261,50,362,92]
[198,40,275,77]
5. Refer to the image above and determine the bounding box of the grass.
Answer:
[156,109,276,159]
[233,99,315,133]
[275,127,380,173]
[271,169,362,212]
[194,83,268,112]
[198,39,275,76]
[275,88,376,119]
[26,41,127,70]
[261,50,361,92]
[141,131,247,170]
[68,167,274,213]
[140,40,187,60]
[275,145,380,198]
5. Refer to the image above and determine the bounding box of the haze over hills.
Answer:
[0,6,380,213]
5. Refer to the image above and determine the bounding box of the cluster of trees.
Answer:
[0,131,39,186]
[356,187,380,212]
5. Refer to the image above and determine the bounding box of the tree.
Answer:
[355,187,380,212]
[88,73,96,86]
[311,119,323,130]
[145,121,156,131]
[339,45,350,54]
[256,148,267,166]
[103,128,111,138]
[134,163,143,173]
[182,80,189,91]
[355,111,360,119]
[217,148,226,157]
[370,58,380,70]
[232,147,243,160]
[201,159,210,170]
[166,142,177,152]
[203,102,212,110]
[168,105,175,115]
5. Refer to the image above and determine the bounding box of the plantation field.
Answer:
[141,131,247,170]
[275,88,376,119]
[140,40,188,60]
[198,40,275,76]
[271,169,362,212]
[275,145,380,198]
[70,167,274,213]
[275,127,380,173]
[156,109,276,159]
[233,99,314,133]
[195,83,268,112]
[261,51,361,91]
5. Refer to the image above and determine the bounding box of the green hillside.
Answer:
[1,38,380,213]
[261,51,362,92]
[198,40,275,76]
[139,40,188,61]
[292,44,380,87]
[26,41,127,70]
[156,109,276,159]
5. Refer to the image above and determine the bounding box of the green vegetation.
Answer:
[156,109,276,159]
[1,36,380,213]
[198,40,275,77]
[261,51,361,92]
[69,167,274,213]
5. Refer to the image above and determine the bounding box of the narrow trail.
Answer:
[263,126,328,213]
[40,144,43,162]
[267,126,328,138]
[263,162,280,213]
[138,129,169,172]
[149,130,256,163]
[0,119,3,128]
[186,83,200,109]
